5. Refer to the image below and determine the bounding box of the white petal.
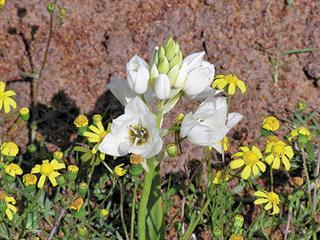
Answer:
[107,77,136,106]
[125,97,151,117]
[182,51,205,70]
[183,62,214,99]
[98,134,123,156]
[126,55,150,94]
[154,74,171,100]
[227,112,243,129]
[180,112,197,138]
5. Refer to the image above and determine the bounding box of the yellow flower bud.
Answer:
[19,107,30,121]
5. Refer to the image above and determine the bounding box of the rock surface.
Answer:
[0,0,319,175]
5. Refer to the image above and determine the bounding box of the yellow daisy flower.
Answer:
[70,197,84,212]
[5,163,23,177]
[266,135,280,144]
[1,142,19,157]
[0,81,17,113]
[229,146,266,179]
[83,121,110,153]
[229,234,243,240]
[74,114,88,128]
[23,174,38,186]
[254,190,280,215]
[114,163,127,177]
[262,116,280,132]
[0,191,17,221]
[211,74,246,95]
[289,126,312,141]
[31,159,66,188]
[265,141,294,171]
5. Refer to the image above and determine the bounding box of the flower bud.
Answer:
[70,197,84,212]
[28,144,37,153]
[154,74,171,100]
[47,3,55,13]
[114,163,127,177]
[130,154,144,165]
[19,107,30,121]
[293,176,304,187]
[233,214,244,230]
[78,182,88,196]
[78,226,88,237]
[74,114,88,136]
[23,174,37,192]
[230,234,244,240]
[67,165,79,181]
[166,144,178,157]
[158,57,170,74]
[53,151,63,161]
[296,101,307,111]
[175,113,184,125]
[126,55,150,95]
[213,227,222,238]
[99,208,109,218]
[93,114,103,125]
[60,7,67,17]
[56,175,66,186]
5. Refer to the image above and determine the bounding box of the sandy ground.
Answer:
[0,0,319,176]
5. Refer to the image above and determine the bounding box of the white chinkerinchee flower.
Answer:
[180,95,242,153]
[98,97,163,159]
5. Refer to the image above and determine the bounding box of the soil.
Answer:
[1,0,320,174]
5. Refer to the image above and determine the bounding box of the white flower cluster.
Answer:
[99,38,242,163]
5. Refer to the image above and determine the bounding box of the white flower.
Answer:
[180,95,242,153]
[98,97,163,159]
[154,74,171,100]
[127,55,150,95]
[175,52,215,99]
[108,77,136,106]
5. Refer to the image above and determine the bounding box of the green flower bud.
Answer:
[53,151,63,161]
[67,165,79,181]
[56,175,66,186]
[298,134,308,145]
[296,101,307,111]
[78,226,88,237]
[60,7,67,17]
[158,57,170,74]
[129,164,143,176]
[78,182,88,196]
[5,156,14,162]
[19,107,30,121]
[213,227,222,238]
[47,3,55,13]
[165,37,177,60]
[99,209,109,218]
[166,144,178,157]
[93,114,103,125]
[27,144,37,153]
[158,46,166,60]
[78,126,88,136]
[233,214,244,230]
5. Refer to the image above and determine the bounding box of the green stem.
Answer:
[301,148,317,240]
[87,164,95,212]
[182,195,212,240]
[120,182,129,240]
[137,160,156,240]
[130,176,138,240]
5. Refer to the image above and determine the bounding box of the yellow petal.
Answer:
[252,165,259,176]
[51,160,65,170]
[31,165,41,174]
[272,157,280,169]
[5,208,13,221]
[6,197,16,204]
[265,154,274,165]
[282,156,291,171]
[254,198,268,205]
[257,161,266,172]
[7,204,17,213]
[264,202,272,210]
[228,83,236,95]
[284,146,294,159]
[272,203,280,215]
[236,80,246,93]
[217,80,228,89]
[211,79,223,88]
[252,146,262,158]
[229,159,245,169]
[4,90,16,97]
[0,81,5,92]
[232,152,244,157]
[254,191,267,198]
[49,173,57,187]
[239,146,250,152]
[38,175,46,188]
[241,166,251,179]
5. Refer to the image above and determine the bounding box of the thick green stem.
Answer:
[130,177,138,240]
[137,160,156,240]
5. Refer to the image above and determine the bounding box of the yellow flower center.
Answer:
[272,143,285,156]
[130,154,144,165]
[129,125,149,145]
[23,174,37,186]
[266,192,280,204]
[243,151,259,166]
[41,163,54,176]
[68,165,79,173]
[74,114,88,128]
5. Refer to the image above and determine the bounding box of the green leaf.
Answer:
[0,223,9,240]
[282,48,320,55]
